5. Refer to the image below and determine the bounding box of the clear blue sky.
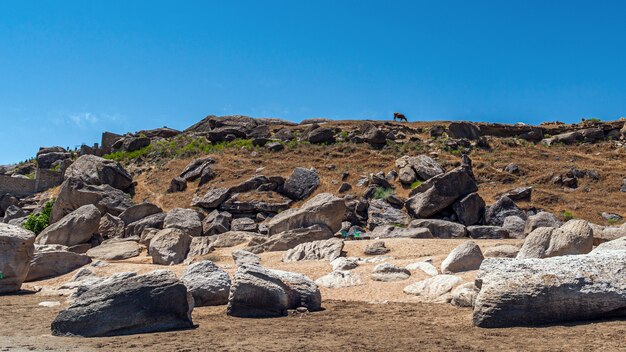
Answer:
[1,1,626,164]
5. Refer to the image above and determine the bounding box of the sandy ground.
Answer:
[2,238,626,351]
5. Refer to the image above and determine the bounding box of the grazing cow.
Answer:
[393,112,408,122]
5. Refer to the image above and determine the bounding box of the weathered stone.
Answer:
[371,263,411,282]
[0,224,35,293]
[371,225,433,239]
[36,204,101,246]
[212,231,262,248]
[484,196,526,226]
[266,193,345,235]
[405,260,438,276]
[64,155,133,192]
[149,228,192,265]
[364,241,390,255]
[2,205,26,223]
[192,188,231,209]
[502,216,526,239]
[179,156,215,182]
[591,236,626,253]
[500,187,532,202]
[51,270,194,336]
[283,238,344,262]
[367,199,411,229]
[483,244,519,258]
[119,202,162,225]
[452,193,485,226]
[164,208,203,237]
[230,217,258,232]
[25,248,91,281]
[281,167,320,201]
[315,271,363,288]
[181,260,231,306]
[168,177,187,193]
[409,219,466,238]
[467,226,509,239]
[97,213,125,239]
[232,249,260,266]
[395,155,444,184]
[450,282,479,307]
[86,241,143,260]
[249,224,333,254]
[227,264,321,318]
[406,168,477,218]
[307,127,335,144]
[473,252,626,327]
[524,211,562,235]
[403,275,463,303]
[447,122,481,140]
[517,220,593,259]
[441,241,484,274]
[187,236,213,258]
[331,257,358,271]
[337,182,352,193]
[125,213,165,238]
[202,210,232,235]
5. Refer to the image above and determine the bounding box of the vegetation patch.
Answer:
[23,200,54,235]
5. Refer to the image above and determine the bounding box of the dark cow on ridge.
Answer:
[393,112,408,122]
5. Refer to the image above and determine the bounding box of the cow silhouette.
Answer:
[393,112,408,122]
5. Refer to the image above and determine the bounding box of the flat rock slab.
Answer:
[86,241,143,260]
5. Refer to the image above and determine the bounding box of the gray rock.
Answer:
[406,168,477,218]
[315,271,363,288]
[149,228,192,265]
[119,202,162,225]
[364,241,390,255]
[337,182,352,193]
[409,219,466,238]
[97,213,125,239]
[227,264,321,318]
[0,224,36,293]
[64,155,133,192]
[51,270,194,337]
[266,142,284,152]
[447,122,481,140]
[125,213,165,238]
[371,263,411,282]
[230,217,258,232]
[441,241,484,274]
[212,231,262,248]
[248,224,333,254]
[179,156,215,182]
[367,199,411,229]
[403,275,463,303]
[371,225,433,239]
[232,249,260,266]
[281,167,320,201]
[202,210,232,235]
[187,236,213,258]
[591,237,626,253]
[36,204,101,246]
[266,193,346,235]
[395,155,444,184]
[25,248,91,281]
[467,226,509,239]
[164,208,203,237]
[168,177,187,193]
[405,260,438,276]
[500,187,532,202]
[192,188,231,209]
[601,212,622,222]
[282,238,344,262]
[331,257,358,271]
[483,244,519,258]
[502,216,525,239]
[484,196,526,226]
[524,211,562,235]
[452,193,485,226]
[2,205,26,223]
[181,260,231,306]
[86,241,143,260]
[517,220,593,259]
[306,127,335,144]
[450,282,479,307]
[473,252,626,327]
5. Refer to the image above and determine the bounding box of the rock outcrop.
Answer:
[0,224,36,293]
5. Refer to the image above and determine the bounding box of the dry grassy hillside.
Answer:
[128,120,626,225]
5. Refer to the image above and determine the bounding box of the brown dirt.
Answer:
[2,238,625,351]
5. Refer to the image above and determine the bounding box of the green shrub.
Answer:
[23,200,54,235]
[103,145,153,162]
[372,187,394,200]
[586,118,601,123]
[410,180,422,189]
[561,210,574,221]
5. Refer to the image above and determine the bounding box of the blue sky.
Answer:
[1,1,626,164]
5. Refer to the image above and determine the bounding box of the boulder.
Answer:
[364,241,390,255]
[230,217,258,232]
[405,260,438,276]
[484,196,526,226]
[97,213,125,239]
[591,237,626,253]
[371,263,411,282]
[452,193,485,226]
[450,282,479,307]
[227,264,322,318]
[25,248,91,281]
[331,257,358,271]
[315,271,363,289]
[212,231,263,248]
[149,228,192,265]
[524,211,561,235]
[360,123,386,145]
[179,156,215,182]
[202,210,232,235]
[125,213,165,238]
[371,225,433,239]
[409,219,466,238]
[502,216,525,239]
[164,208,203,237]
[395,155,444,184]
[119,202,162,225]
[36,204,101,246]
[2,205,26,223]
[64,155,133,192]
[500,187,532,202]
[86,241,143,260]
[187,236,213,258]
[367,199,411,229]
[192,188,231,209]
[517,220,593,259]
[0,224,36,293]
[51,270,194,336]
[483,244,519,258]
[266,193,345,235]
[37,150,71,169]
[281,167,320,201]
[248,224,333,253]
[441,241,484,274]
[168,177,187,193]
[467,226,509,239]
[306,127,335,144]
[473,252,626,327]
[180,260,231,306]
[447,122,481,140]
[51,178,132,223]
[282,238,344,262]
[403,275,463,303]
[406,168,477,218]
[232,249,260,266]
